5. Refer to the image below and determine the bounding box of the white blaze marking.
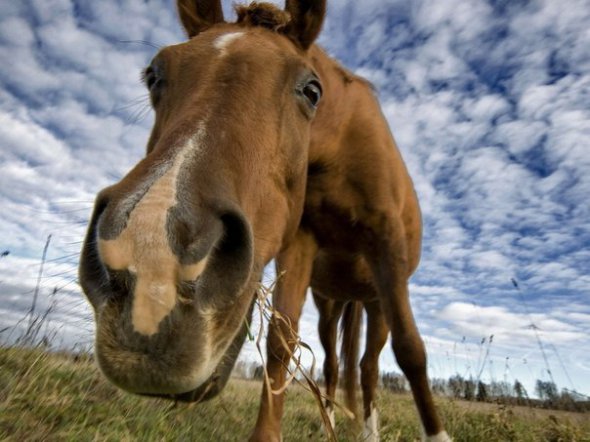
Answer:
[424,431,452,442]
[99,123,208,336]
[214,32,244,56]
[362,405,379,442]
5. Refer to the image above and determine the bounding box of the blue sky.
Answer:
[1,0,589,398]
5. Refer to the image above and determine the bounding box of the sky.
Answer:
[1,0,589,399]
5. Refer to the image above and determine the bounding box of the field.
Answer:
[1,346,588,441]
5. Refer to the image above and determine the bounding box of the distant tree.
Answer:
[535,380,558,402]
[253,364,265,380]
[381,372,407,393]
[430,378,448,396]
[557,389,577,411]
[476,381,488,402]
[513,380,528,404]
[448,375,464,399]
[232,360,250,378]
[489,381,513,398]
[464,378,475,401]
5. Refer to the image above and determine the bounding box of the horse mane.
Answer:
[235,2,291,32]
[234,2,368,88]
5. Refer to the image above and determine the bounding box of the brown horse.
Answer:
[79,1,449,441]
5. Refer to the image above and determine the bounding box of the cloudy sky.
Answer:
[1,0,589,398]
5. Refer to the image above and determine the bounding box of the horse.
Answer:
[78,1,450,441]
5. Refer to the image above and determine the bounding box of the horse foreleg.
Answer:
[313,294,343,431]
[250,231,317,442]
[360,301,389,442]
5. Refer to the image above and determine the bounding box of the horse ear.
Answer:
[177,0,225,38]
[285,0,326,50]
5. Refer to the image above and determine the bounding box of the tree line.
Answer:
[232,361,589,413]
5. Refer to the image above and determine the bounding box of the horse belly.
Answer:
[310,250,378,302]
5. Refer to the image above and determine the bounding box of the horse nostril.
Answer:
[209,210,253,292]
[79,188,115,307]
[106,268,134,296]
[167,206,225,267]
[94,189,111,217]
[219,212,251,259]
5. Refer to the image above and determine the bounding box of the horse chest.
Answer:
[303,162,385,252]
[302,196,367,252]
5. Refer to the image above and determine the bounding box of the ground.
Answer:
[0,347,588,441]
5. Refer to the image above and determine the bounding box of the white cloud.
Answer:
[439,302,585,346]
[491,120,548,156]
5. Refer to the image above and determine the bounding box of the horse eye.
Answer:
[302,80,322,108]
[143,66,162,92]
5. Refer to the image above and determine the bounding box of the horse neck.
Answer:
[308,46,359,159]
[308,45,401,171]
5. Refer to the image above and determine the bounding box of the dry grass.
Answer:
[1,346,589,441]
[254,277,353,441]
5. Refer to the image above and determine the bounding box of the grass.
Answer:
[1,346,589,441]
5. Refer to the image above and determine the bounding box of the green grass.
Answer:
[1,346,588,441]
